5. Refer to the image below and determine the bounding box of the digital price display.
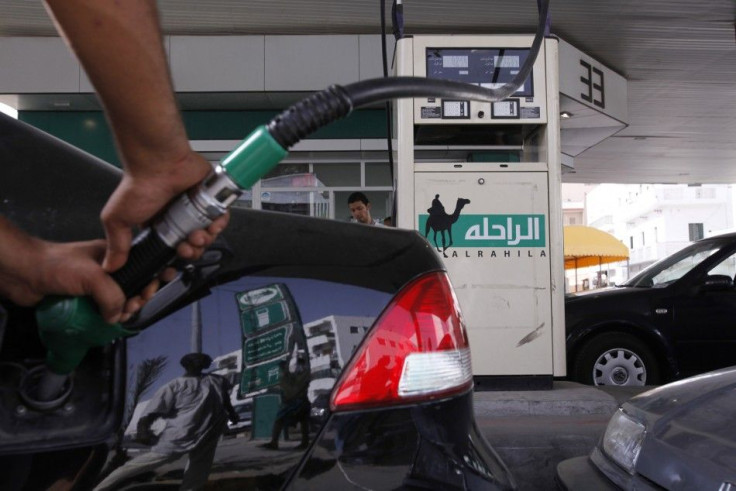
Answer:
[426,47,534,97]
[442,100,470,119]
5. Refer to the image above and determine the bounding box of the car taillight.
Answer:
[330,272,473,412]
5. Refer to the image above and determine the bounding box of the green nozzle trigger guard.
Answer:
[35,296,136,375]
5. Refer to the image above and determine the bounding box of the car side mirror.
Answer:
[701,274,734,292]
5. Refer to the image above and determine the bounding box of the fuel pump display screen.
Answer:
[426,48,533,97]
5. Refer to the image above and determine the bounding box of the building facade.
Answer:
[577,183,736,286]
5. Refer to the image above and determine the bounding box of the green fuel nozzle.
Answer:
[36,296,136,375]
[31,126,287,406]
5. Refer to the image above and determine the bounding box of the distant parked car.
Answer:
[566,233,736,386]
[556,365,736,489]
[225,399,253,436]
[309,392,330,431]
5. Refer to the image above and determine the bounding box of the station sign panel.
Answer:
[236,284,307,395]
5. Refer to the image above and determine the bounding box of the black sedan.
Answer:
[0,113,515,489]
[566,233,736,386]
[557,366,736,490]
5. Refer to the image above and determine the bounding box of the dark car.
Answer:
[224,399,253,436]
[566,233,736,387]
[556,365,736,490]
[0,113,515,490]
[309,392,330,431]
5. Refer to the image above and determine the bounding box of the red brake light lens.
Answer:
[330,272,472,412]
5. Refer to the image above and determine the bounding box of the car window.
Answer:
[708,251,736,279]
[625,241,723,287]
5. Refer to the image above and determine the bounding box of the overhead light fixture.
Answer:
[560,111,573,119]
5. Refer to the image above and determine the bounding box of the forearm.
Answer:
[44,0,225,274]
[43,0,191,177]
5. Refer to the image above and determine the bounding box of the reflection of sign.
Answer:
[240,302,290,334]
[244,325,290,363]
[419,214,546,248]
[240,359,285,394]
[235,283,308,397]
[236,285,285,310]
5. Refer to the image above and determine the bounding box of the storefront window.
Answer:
[207,157,393,221]
[313,163,360,187]
[365,162,392,186]
[263,163,309,181]
[261,190,330,218]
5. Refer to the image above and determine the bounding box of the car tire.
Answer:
[573,332,660,386]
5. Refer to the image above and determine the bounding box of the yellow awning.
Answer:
[563,225,629,270]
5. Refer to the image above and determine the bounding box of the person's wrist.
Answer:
[122,149,213,197]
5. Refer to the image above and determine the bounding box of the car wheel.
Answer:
[573,332,660,386]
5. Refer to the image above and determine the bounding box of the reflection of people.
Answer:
[95,353,238,490]
[348,192,383,226]
[0,1,228,324]
[262,354,311,450]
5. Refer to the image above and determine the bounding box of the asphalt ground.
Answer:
[473,381,652,490]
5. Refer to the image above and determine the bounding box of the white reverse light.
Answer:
[398,348,473,397]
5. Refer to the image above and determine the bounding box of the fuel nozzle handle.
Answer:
[32,126,287,403]
[110,164,238,298]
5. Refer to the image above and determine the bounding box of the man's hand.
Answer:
[101,151,230,274]
[0,218,158,324]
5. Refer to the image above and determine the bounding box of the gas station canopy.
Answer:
[563,225,629,270]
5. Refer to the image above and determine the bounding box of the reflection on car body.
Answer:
[565,233,736,386]
[0,113,516,490]
[557,366,736,490]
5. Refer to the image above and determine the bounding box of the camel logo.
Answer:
[419,196,546,256]
[422,194,471,257]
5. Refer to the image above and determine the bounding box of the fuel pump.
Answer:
[394,34,566,388]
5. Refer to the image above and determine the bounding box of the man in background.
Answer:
[347,192,383,226]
